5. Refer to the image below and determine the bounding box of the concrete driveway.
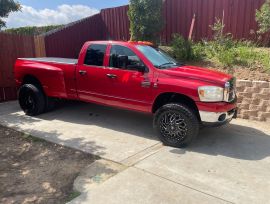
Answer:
[0,101,270,204]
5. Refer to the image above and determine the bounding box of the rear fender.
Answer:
[16,61,67,98]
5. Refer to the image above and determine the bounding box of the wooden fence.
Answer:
[162,0,266,43]
[0,0,269,102]
[0,33,45,102]
[44,0,268,58]
[44,14,106,58]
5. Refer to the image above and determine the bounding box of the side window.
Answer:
[84,44,107,66]
[109,45,144,71]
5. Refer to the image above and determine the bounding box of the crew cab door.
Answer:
[104,44,153,112]
[76,43,109,102]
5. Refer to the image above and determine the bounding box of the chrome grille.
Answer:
[224,78,236,102]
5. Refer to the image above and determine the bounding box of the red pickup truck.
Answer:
[15,41,237,147]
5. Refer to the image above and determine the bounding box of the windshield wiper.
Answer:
[158,62,176,68]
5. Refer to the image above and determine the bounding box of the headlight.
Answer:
[198,86,224,102]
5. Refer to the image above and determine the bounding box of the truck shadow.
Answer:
[1,101,270,161]
[171,124,270,161]
[38,100,156,140]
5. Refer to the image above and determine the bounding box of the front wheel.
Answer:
[154,103,199,148]
[18,84,46,116]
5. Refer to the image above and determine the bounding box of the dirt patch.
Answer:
[189,61,270,82]
[0,125,97,204]
[214,67,270,82]
[208,66,270,82]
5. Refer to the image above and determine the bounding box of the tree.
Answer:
[5,25,64,35]
[256,0,270,34]
[0,0,21,29]
[128,0,163,43]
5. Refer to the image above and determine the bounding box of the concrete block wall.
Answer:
[236,80,270,122]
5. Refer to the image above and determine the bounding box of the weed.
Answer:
[66,191,81,202]
[22,133,46,143]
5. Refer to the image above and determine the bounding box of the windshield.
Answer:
[136,45,181,69]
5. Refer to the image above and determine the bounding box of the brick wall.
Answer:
[236,80,270,122]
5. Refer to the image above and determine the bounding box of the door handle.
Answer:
[141,81,151,88]
[106,74,117,79]
[79,70,87,75]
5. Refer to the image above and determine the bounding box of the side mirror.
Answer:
[127,64,146,72]
[136,64,146,72]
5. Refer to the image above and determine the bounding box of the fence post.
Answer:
[34,36,46,57]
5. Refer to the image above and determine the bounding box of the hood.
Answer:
[160,65,232,85]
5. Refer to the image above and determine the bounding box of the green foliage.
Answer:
[170,33,270,72]
[0,0,21,29]
[128,0,163,43]
[171,34,192,61]
[256,0,270,34]
[4,25,64,35]
[234,42,257,67]
[204,18,240,68]
[260,51,270,71]
[170,34,205,61]
[203,39,236,67]
[191,42,206,61]
[210,17,225,40]
[66,191,81,202]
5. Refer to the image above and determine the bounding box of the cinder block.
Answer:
[251,98,261,105]
[244,87,260,93]
[237,113,243,119]
[252,81,270,88]
[240,92,253,98]
[241,110,258,117]
[259,112,270,119]
[236,80,253,87]
[249,105,259,111]
[250,104,266,112]
[241,114,250,119]
[236,96,243,103]
[237,92,244,97]
[236,86,245,92]
[249,116,261,121]
[260,88,270,95]
[239,103,249,110]
[241,98,252,104]
[259,100,270,107]
[252,93,269,100]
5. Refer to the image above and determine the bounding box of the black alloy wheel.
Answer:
[18,84,46,116]
[154,103,199,148]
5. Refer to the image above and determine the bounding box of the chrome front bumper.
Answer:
[199,109,237,123]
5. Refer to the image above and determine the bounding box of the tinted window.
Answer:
[84,44,106,66]
[109,45,143,70]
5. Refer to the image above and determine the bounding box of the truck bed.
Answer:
[18,57,78,65]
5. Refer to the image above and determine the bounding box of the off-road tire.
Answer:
[18,84,46,116]
[154,103,199,148]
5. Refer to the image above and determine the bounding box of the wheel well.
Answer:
[152,92,201,121]
[22,75,42,89]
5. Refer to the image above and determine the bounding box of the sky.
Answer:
[4,0,129,29]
